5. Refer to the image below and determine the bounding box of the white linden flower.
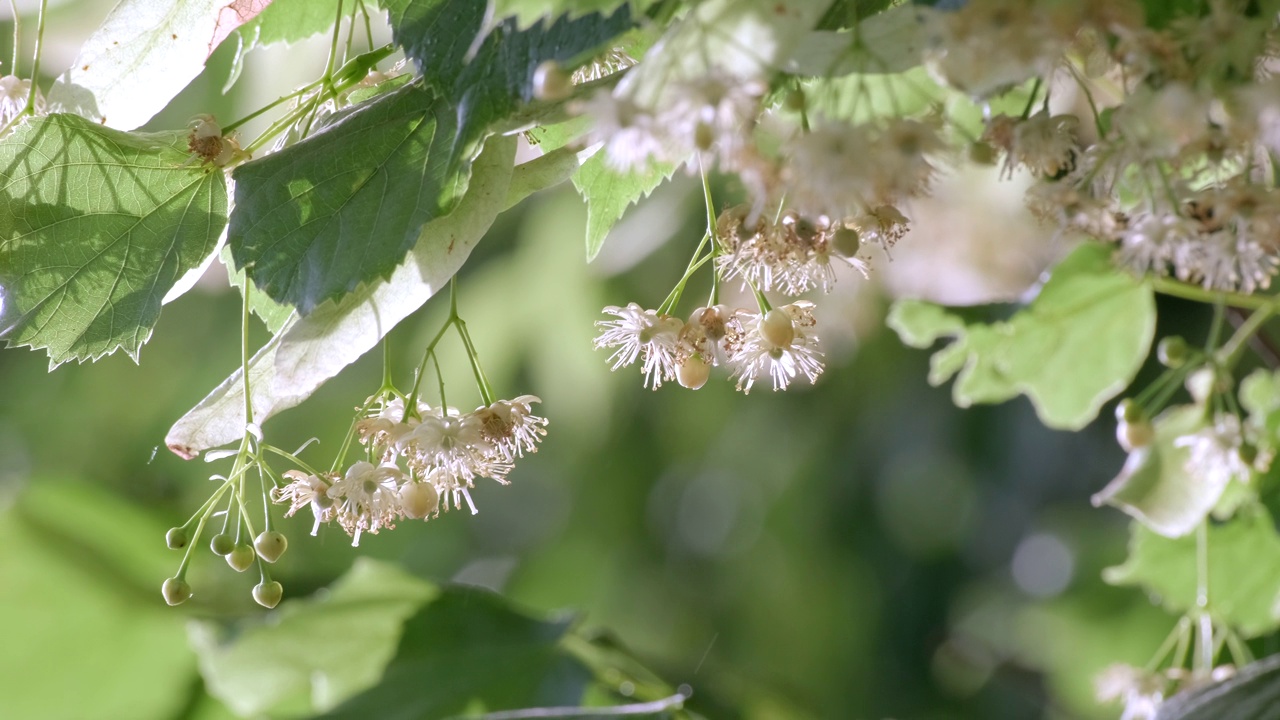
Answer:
[716,208,869,296]
[662,71,764,167]
[985,112,1081,179]
[1175,414,1252,488]
[577,91,669,171]
[726,302,825,394]
[271,470,336,536]
[327,461,405,546]
[0,75,42,130]
[1095,665,1166,720]
[357,396,426,461]
[594,303,684,389]
[474,395,548,462]
[398,409,509,484]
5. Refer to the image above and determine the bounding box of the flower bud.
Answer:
[252,581,283,609]
[162,577,192,606]
[254,531,288,563]
[533,60,572,101]
[968,140,997,165]
[165,527,188,550]
[226,543,256,572]
[757,309,795,349]
[1115,398,1144,424]
[694,121,715,151]
[1117,419,1154,451]
[677,354,711,390]
[1239,442,1259,467]
[209,532,235,556]
[399,481,440,519]
[1185,367,1229,403]
[784,87,806,112]
[832,227,861,258]
[1157,336,1188,368]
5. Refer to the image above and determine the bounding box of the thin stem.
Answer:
[406,319,453,416]
[242,282,254,425]
[1145,617,1191,673]
[1196,521,1209,610]
[176,480,234,576]
[9,0,19,74]
[381,337,395,391]
[657,233,713,315]
[1150,277,1274,310]
[462,693,688,719]
[1171,615,1193,671]
[359,0,374,53]
[1218,303,1278,370]
[1020,77,1042,121]
[23,0,45,118]
[261,444,326,478]
[323,0,346,88]
[751,284,771,313]
[1206,300,1226,354]
[456,320,496,405]
[222,82,320,134]
[431,351,448,411]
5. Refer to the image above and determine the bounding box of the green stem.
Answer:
[23,0,44,119]
[1218,303,1277,370]
[431,351,449,412]
[323,0,346,91]
[359,0,374,53]
[1020,77,1042,121]
[261,444,326,478]
[1150,277,1275,311]
[1145,617,1191,673]
[242,283,254,426]
[657,233,713,315]
[751,284,772,313]
[456,320,496,406]
[176,480,234,577]
[9,0,19,75]
[406,319,453,417]
[222,82,320,134]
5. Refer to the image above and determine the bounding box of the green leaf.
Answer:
[220,244,295,333]
[1155,654,1280,720]
[1240,368,1280,440]
[573,151,675,261]
[190,558,437,717]
[0,481,196,719]
[316,585,592,719]
[167,135,516,458]
[787,4,930,76]
[1104,507,1280,638]
[0,114,228,366]
[886,242,1156,430]
[1091,406,1225,538]
[227,84,469,314]
[224,0,342,92]
[504,147,582,211]
[383,0,633,155]
[47,0,242,129]
[490,0,646,29]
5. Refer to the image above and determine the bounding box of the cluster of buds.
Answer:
[271,395,548,546]
[595,301,823,394]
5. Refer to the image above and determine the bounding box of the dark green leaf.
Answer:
[316,584,593,719]
[0,114,227,366]
[383,0,633,156]
[573,152,675,261]
[1155,654,1280,720]
[228,84,469,313]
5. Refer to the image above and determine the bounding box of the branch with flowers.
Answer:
[11,0,1280,716]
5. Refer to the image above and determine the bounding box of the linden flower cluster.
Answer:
[595,301,822,394]
[272,395,547,545]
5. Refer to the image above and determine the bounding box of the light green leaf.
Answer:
[0,114,228,367]
[1091,406,1223,538]
[573,151,675,261]
[190,558,436,717]
[886,242,1156,430]
[0,481,195,719]
[785,4,930,76]
[1104,507,1280,638]
[47,0,240,129]
[1155,654,1280,720]
[1240,368,1280,440]
[166,135,515,458]
[504,146,582,211]
[224,0,342,91]
[220,244,295,333]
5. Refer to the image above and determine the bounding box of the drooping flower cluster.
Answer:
[594,301,823,394]
[272,395,548,545]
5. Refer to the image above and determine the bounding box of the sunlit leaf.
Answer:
[190,558,436,717]
[1104,507,1280,638]
[573,152,675,261]
[887,242,1156,430]
[489,0,646,29]
[227,84,469,314]
[0,114,228,367]
[46,0,241,129]
[223,0,341,91]
[220,244,294,333]
[168,135,515,458]
[1091,407,1223,538]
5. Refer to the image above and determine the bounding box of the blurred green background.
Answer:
[0,2,1226,719]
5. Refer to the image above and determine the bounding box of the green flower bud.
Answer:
[165,527,188,550]
[784,87,805,112]
[832,227,861,259]
[1117,419,1154,452]
[226,544,256,573]
[1115,398,1144,424]
[162,577,192,606]
[252,580,283,609]
[968,140,997,166]
[532,60,572,102]
[1157,336,1188,368]
[209,533,235,556]
[253,531,288,564]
